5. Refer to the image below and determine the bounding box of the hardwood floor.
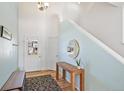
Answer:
[26,70,73,91]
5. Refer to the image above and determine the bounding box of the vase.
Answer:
[77,66,80,69]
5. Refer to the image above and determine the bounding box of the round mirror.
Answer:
[67,39,80,59]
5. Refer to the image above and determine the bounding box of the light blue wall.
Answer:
[0,3,18,89]
[58,20,124,90]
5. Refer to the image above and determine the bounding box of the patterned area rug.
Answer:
[24,75,62,91]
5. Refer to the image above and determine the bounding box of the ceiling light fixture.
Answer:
[38,2,49,11]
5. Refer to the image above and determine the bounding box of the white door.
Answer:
[45,15,60,70]
[24,35,45,72]
[46,36,59,70]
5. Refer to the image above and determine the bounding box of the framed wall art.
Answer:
[28,40,38,55]
[0,25,12,40]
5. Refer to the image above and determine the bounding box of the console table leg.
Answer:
[71,72,75,91]
[62,69,66,80]
[80,72,84,91]
[56,64,59,80]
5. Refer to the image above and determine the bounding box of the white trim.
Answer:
[66,19,124,64]
[122,7,124,44]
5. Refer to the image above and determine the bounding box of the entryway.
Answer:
[18,3,60,72]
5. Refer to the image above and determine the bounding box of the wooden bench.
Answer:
[1,71,25,91]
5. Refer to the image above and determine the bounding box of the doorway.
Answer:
[19,17,60,72]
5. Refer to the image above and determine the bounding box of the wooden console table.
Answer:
[56,62,84,91]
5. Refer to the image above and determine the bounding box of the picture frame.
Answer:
[0,25,12,40]
[28,40,38,55]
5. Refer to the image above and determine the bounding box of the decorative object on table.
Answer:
[28,40,38,55]
[76,58,81,69]
[24,75,62,91]
[67,39,80,59]
[0,25,12,40]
